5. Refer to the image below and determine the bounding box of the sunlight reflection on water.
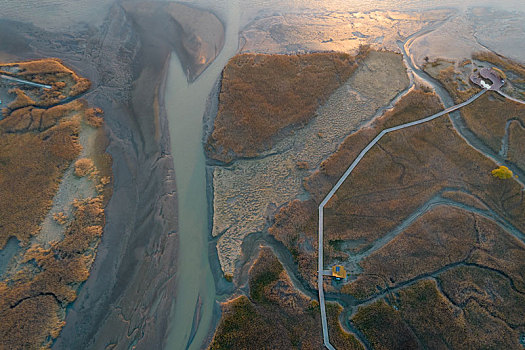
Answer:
[1,0,523,61]
[0,0,113,30]
[2,0,524,31]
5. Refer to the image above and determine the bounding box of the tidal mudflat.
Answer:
[206,4,525,348]
[208,50,409,276]
[0,1,224,348]
[0,59,111,348]
[1,1,524,349]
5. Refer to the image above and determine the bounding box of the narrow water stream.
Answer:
[400,28,525,184]
[162,4,523,349]
[326,18,525,334]
[164,1,240,349]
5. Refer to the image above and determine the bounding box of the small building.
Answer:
[480,67,505,90]
[331,265,347,280]
[470,67,505,91]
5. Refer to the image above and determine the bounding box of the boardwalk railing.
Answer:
[317,88,488,350]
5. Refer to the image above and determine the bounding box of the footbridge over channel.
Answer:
[317,73,525,349]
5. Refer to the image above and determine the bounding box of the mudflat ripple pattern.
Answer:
[212,51,409,275]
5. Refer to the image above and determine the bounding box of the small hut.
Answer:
[331,265,347,280]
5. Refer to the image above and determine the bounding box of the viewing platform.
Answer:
[470,67,505,91]
[322,265,347,281]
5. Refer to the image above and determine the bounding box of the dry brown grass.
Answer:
[342,206,478,299]
[0,116,81,248]
[472,51,525,80]
[0,58,91,110]
[90,126,113,204]
[400,279,519,349]
[272,90,495,285]
[1,100,86,133]
[261,54,525,346]
[353,279,520,349]
[304,89,443,199]
[206,48,370,163]
[269,198,319,286]
[68,78,91,97]
[437,65,480,103]
[457,92,524,156]
[52,212,68,225]
[466,217,525,293]
[395,279,469,349]
[74,158,95,177]
[0,59,112,348]
[320,94,524,251]
[7,88,36,109]
[40,100,85,130]
[424,57,525,163]
[270,88,525,293]
[210,247,363,349]
[269,91,446,286]
[0,294,64,349]
[0,96,99,250]
[341,200,525,301]
[0,195,106,348]
[438,265,525,327]
[0,106,35,132]
[248,247,284,304]
[352,300,420,350]
[4,58,75,75]
[440,190,488,210]
[85,107,104,128]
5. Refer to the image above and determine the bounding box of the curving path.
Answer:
[497,90,525,105]
[317,87,493,349]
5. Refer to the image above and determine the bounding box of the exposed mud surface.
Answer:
[409,7,525,67]
[0,58,110,349]
[209,51,409,276]
[240,10,451,55]
[37,124,99,247]
[0,1,223,348]
[122,1,224,82]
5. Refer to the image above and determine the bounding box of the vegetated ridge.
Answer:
[270,56,525,348]
[0,59,112,349]
[209,247,363,349]
[206,47,370,163]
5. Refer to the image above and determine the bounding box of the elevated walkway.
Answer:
[0,74,52,89]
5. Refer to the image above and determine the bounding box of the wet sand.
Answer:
[1,0,524,348]
[203,2,525,347]
[53,3,224,348]
[163,1,240,347]
[0,1,223,348]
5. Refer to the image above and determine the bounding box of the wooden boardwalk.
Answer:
[317,87,489,349]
